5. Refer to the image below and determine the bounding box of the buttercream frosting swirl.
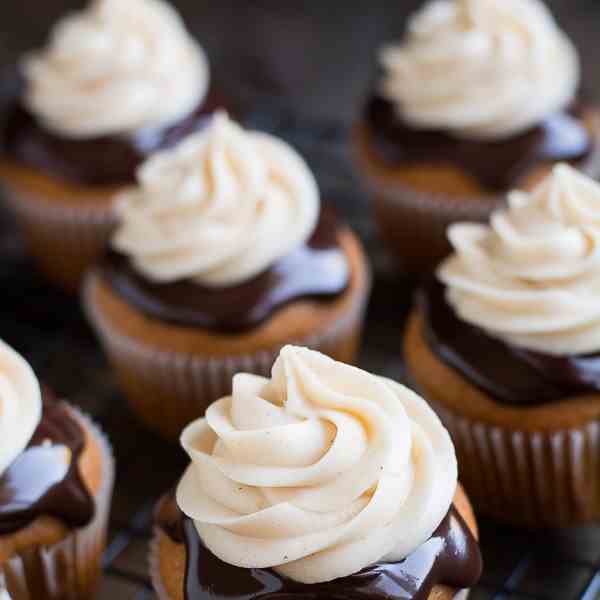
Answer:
[380,0,579,140]
[439,164,600,356]
[112,113,320,287]
[177,345,457,583]
[22,0,209,139]
[0,339,42,477]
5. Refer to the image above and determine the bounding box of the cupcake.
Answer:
[84,114,371,439]
[0,339,114,599]
[405,163,600,527]
[0,0,222,291]
[355,0,600,273]
[150,346,482,600]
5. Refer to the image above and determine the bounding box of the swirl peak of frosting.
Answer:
[22,0,209,138]
[112,113,320,287]
[0,339,42,477]
[177,346,457,583]
[439,164,600,356]
[380,0,579,140]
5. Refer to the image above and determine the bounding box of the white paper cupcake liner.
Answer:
[0,407,115,600]
[429,400,600,528]
[83,271,369,439]
[2,183,116,292]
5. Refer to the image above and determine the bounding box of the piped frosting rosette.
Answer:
[112,113,320,287]
[0,339,42,477]
[177,346,457,584]
[380,0,579,140]
[22,0,209,138]
[439,164,600,355]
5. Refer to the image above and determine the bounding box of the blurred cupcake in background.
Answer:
[0,0,224,291]
[151,345,482,600]
[405,164,600,527]
[84,113,371,439]
[0,338,114,599]
[355,0,600,273]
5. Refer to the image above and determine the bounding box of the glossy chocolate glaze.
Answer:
[364,95,593,191]
[1,78,228,186]
[421,280,600,406]
[101,208,350,333]
[0,391,94,534]
[156,496,482,600]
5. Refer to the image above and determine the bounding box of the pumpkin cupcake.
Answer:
[0,338,114,599]
[355,0,600,273]
[150,346,482,600]
[84,114,371,439]
[0,0,222,291]
[405,163,600,527]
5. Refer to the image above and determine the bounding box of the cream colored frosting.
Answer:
[380,0,579,140]
[113,113,320,287]
[177,346,457,584]
[0,339,42,477]
[22,0,209,138]
[439,164,600,356]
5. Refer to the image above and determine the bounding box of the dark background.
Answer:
[1,1,599,126]
[3,2,600,599]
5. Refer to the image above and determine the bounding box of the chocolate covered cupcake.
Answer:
[0,339,114,599]
[0,0,222,291]
[355,0,600,273]
[405,164,600,527]
[84,114,371,439]
[150,346,482,600]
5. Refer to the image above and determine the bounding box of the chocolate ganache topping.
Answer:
[156,496,482,600]
[0,390,94,535]
[2,88,225,186]
[101,207,349,332]
[365,95,592,192]
[421,279,600,406]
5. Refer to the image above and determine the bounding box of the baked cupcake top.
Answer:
[2,0,220,185]
[103,114,350,332]
[439,163,600,356]
[0,339,95,534]
[175,346,480,592]
[21,0,208,139]
[380,0,579,140]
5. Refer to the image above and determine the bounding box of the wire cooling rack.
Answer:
[2,114,600,600]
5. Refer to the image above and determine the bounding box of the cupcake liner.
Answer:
[414,388,600,529]
[148,530,172,600]
[83,272,369,440]
[370,178,502,274]
[0,407,115,600]
[2,181,116,293]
